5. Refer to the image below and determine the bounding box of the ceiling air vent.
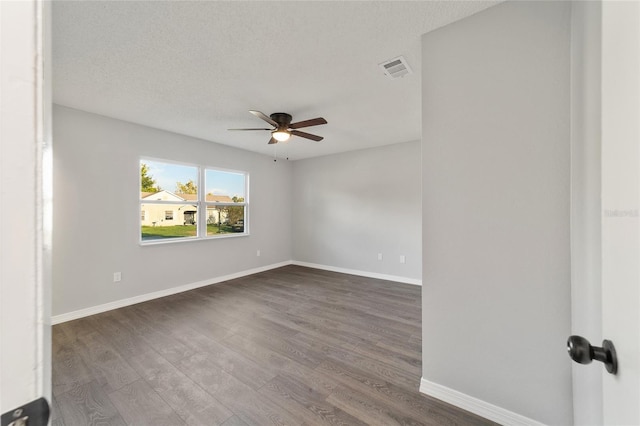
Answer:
[379,56,412,79]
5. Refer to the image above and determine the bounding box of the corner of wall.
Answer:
[419,378,547,426]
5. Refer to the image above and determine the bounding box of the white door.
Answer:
[0,0,51,421]
[571,2,638,424]
[600,1,640,424]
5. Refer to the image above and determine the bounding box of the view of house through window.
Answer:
[140,159,248,242]
[205,169,246,236]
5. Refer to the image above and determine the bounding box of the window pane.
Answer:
[140,159,198,199]
[207,205,244,236]
[141,203,198,241]
[205,169,245,202]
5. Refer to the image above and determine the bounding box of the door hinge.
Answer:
[1,398,49,426]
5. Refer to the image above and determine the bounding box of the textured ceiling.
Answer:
[53,1,499,160]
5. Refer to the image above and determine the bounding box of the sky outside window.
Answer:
[205,169,245,199]
[142,160,245,198]
[142,160,197,194]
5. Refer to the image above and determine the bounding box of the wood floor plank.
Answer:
[84,310,156,359]
[52,336,94,396]
[352,339,422,377]
[326,384,428,426]
[57,319,96,342]
[295,331,420,391]
[220,415,250,426]
[218,334,342,402]
[52,323,72,346]
[220,332,298,372]
[114,308,197,363]
[277,363,342,399]
[318,358,492,425]
[50,394,66,426]
[376,334,423,359]
[53,265,495,426]
[172,326,278,389]
[262,311,369,350]
[73,330,140,393]
[259,374,368,426]
[293,298,420,336]
[108,379,185,426]
[284,308,384,343]
[171,353,233,396]
[127,351,233,425]
[225,326,324,369]
[175,353,302,425]
[56,381,126,426]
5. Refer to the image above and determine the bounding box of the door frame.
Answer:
[570,2,603,424]
[600,1,640,423]
[0,0,52,414]
[571,1,640,424]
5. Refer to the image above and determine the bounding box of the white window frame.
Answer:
[203,166,248,238]
[139,157,249,245]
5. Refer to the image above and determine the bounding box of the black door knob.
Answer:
[567,335,617,374]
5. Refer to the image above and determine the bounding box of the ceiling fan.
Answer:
[229,110,327,144]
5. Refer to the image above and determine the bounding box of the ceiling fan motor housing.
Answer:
[270,113,293,129]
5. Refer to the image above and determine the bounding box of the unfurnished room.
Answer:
[1,1,639,425]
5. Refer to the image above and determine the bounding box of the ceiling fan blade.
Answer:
[249,110,278,127]
[291,130,323,142]
[228,128,272,131]
[267,137,278,145]
[289,117,327,129]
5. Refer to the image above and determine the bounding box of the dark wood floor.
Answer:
[52,265,494,426]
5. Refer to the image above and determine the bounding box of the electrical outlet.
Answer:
[378,253,383,261]
[113,272,122,282]
[257,249,261,257]
[399,255,406,264]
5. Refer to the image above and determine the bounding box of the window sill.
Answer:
[139,232,250,246]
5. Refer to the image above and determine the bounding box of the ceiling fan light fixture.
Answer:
[273,130,291,142]
[231,110,326,144]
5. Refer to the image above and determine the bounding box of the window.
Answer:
[140,158,248,243]
[205,169,247,236]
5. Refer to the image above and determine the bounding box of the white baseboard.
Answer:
[291,260,422,286]
[419,378,546,426]
[52,260,419,325]
[51,261,292,325]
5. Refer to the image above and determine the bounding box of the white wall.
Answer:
[421,2,572,425]
[53,105,292,316]
[292,141,421,282]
